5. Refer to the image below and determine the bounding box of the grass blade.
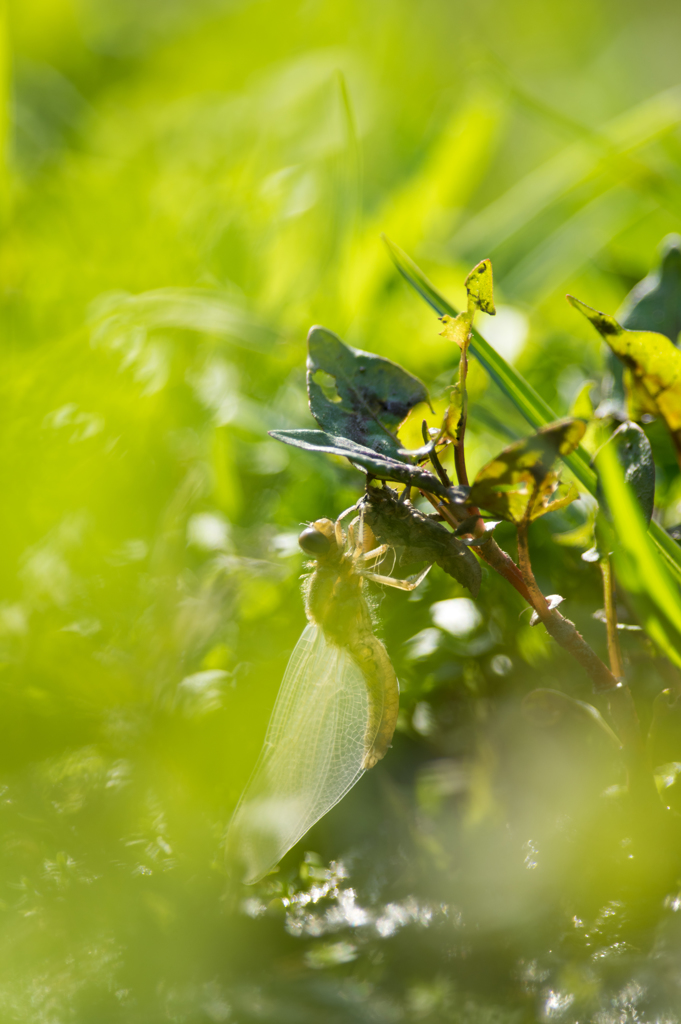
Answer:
[596,441,681,666]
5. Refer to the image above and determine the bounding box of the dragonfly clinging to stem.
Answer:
[226,504,430,884]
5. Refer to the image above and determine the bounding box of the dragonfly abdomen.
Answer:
[348,633,400,770]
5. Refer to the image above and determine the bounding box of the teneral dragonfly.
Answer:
[226,506,430,884]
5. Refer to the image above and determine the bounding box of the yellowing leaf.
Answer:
[530,480,580,521]
[444,386,463,442]
[439,312,471,349]
[553,514,596,549]
[465,258,496,316]
[568,296,681,449]
[569,380,595,419]
[623,367,659,421]
[468,418,586,524]
[438,260,495,350]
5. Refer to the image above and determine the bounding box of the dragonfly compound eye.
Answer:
[298,526,332,556]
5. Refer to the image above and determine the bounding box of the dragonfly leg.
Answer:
[361,564,431,591]
[335,504,358,546]
[361,544,389,562]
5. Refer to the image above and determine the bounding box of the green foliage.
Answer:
[384,235,598,491]
[8,1,681,1021]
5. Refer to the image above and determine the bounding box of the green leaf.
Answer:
[269,428,468,503]
[568,295,681,447]
[595,440,681,668]
[619,233,681,343]
[306,326,429,458]
[468,419,586,524]
[359,486,481,597]
[595,422,655,526]
[382,236,681,582]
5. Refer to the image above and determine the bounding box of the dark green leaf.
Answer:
[306,326,429,458]
[269,428,468,503]
[358,486,482,596]
[619,233,681,343]
[596,422,655,525]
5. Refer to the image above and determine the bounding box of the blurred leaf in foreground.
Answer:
[468,418,585,524]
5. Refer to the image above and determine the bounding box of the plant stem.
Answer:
[421,419,452,488]
[454,341,470,487]
[517,520,619,691]
[516,521,550,617]
[600,553,623,679]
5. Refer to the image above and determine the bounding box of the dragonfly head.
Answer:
[298,519,336,558]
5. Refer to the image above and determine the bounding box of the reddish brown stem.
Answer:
[516,521,550,618]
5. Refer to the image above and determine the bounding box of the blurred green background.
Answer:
[4,0,681,1020]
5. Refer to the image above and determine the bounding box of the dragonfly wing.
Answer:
[226,623,370,884]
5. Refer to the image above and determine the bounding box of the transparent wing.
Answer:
[226,624,370,884]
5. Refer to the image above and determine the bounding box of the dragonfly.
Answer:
[226,505,430,884]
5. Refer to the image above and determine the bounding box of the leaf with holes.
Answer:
[306,326,429,458]
[439,258,495,352]
[464,258,496,316]
[468,419,586,524]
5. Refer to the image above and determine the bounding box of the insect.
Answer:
[226,505,430,884]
